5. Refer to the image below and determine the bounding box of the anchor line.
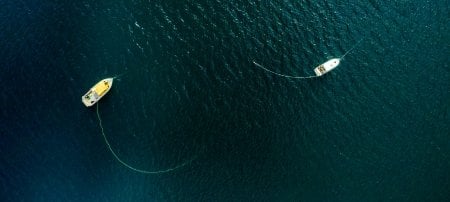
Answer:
[252,61,320,79]
[96,103,196,174]
[340,37,365,60]
[112,72,127,80]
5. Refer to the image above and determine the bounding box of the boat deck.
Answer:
[82,78,113,107]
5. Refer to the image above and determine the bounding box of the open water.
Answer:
[1,0,449,201]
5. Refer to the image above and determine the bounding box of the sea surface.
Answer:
[1,0,449,201]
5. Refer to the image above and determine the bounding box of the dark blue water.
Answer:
[1,0,449,201]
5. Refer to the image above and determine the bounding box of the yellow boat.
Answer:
[81,78,113,107]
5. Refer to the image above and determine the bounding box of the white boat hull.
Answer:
[314,58,340,76]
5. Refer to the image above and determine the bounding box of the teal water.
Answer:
[1,0,449,201]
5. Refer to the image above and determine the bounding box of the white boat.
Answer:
[82,78,113,107]
[314,58,340,76]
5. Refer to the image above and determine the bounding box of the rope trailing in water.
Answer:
[340,37,365,60]
[252,61,320,79]
[96,103,196,174]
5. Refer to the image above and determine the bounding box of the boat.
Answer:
[314,58,340,76]
[82,78,113,107]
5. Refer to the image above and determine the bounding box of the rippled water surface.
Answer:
[1,0,449,201]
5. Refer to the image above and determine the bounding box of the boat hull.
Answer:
[81,78,113,107]
[314,58,340,76]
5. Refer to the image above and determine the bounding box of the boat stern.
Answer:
[82,90,96,107]
[314,65,325,76]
